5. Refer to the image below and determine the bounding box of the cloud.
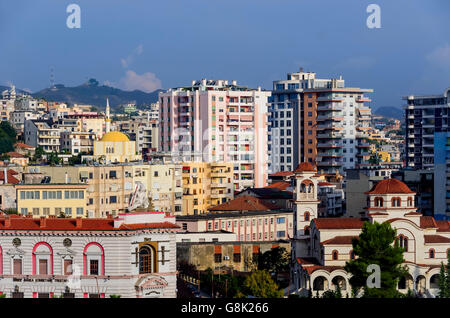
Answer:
[121,44,144,68]
[334,56,376,70]
[107,70,162,93]
[426,44,450,68]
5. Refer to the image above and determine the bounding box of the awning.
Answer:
[233,245,241,254]
[214,245,222,254]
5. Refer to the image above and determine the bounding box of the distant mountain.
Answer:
[373,107,404,120]
[0,85,30,95]
[31,79,162,109]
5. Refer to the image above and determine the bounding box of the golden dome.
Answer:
[100,131,130,142]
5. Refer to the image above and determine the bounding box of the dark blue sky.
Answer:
[1,0,449,109]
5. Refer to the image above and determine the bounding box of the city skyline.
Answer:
[1,0,449,110]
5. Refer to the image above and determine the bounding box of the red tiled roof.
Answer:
[321,236,358,245]
[318,182,333,187]
[118,222,179,230]
[14,142,34,149]
[420,216,438,229]
[6,152,25,158]
[269,171,293,177]
[404,212,422,216]
[209,195,282,212]
[366,178,415,195]
[0,216,178,231]
[0,169,20,184]
[296,257,321,266]
[265,181,291,191]
[294,162,317,173]
[313,218,365,230]
[436,220,450,233]
[424,235,450,244]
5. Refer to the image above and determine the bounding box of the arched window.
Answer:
[304,226,310,236]
[398,235,408,252]
[349,250,355,260]
[392,197,401,207]
[332,250,338,260]
[407,197,413,207]
[429,249,435,259]
[139,245,155,274]
[32,242,53,275]
[83,242,105,276]
[374,197,383,207]
[304,212,310,222]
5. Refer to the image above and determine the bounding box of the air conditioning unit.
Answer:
[223,256,230,260]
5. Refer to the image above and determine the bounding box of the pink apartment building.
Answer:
[159,79,271,190]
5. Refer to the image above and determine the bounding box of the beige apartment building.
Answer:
[27,162,183,217]
[182,162,234,215]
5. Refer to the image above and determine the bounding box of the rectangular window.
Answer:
[89,259,99,275]
[13,259,22,275]
[276,217,285,224]
[110,196,117,203]
[39,259,48,275]
[65,208,72,216]
[76,207,83,215]
[277,231,286,238]
[233,253,241,263]
[64,259,73,275]
[214,254,222,263]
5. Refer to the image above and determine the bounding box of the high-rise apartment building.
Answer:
[269,70,373,174]
[159,79,270,190]
[404,88,450,169]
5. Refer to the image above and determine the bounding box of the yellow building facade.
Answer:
[182,162,234,215]
[93,131,141,163]
[16,184,88,218]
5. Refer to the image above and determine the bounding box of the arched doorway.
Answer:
[313,276,328,291]
[429,274,440,290]
[331,276,347,291]
[415,275,426,293]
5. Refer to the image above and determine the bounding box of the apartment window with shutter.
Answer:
[13,259,22,275]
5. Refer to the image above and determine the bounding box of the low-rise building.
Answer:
[0,211,178,298]
[60,131,95,155]
[177,195,293,242]
[16,184,88,218]
[24,120,61,153]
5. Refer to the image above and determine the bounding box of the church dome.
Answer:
[366,178,415,195]
[100,131,130,142]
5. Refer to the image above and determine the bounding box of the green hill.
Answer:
[31,78,162,109]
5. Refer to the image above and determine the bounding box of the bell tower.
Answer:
[293,162,320,238]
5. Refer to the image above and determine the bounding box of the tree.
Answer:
[33,146,45,161]
[256,247,290,274]
[255,247,290,284]
[47,152,61,165]
[438,254,450,298]
[344,221,408,298]
[241,270,283,298]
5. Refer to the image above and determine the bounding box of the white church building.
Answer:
[291,162,450,297]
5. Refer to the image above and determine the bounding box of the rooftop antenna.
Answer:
[50,67,56,91]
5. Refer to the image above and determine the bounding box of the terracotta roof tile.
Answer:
[0,216,178,231]
[14,142,34,149]
[0,169,20,184]
[313,218,365,230]
[436,220,450,232]
[321,236,358,245]
[366,178,415,195]
[6,152,25,158]
[294,162,317,173]
[424,235,450,244]
[269,171,294,177]
[264,181,291,191]
[420,216,438,229]
[209,195,282,212]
